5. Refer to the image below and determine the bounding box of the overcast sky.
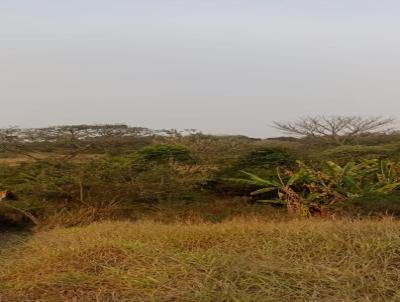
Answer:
[1,1,400,137]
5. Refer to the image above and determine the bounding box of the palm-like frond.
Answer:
[240,171,281,187]
[250,187,278,196]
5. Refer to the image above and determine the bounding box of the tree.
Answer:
[0,124,156,160]
[273,116,396,145]
[0,127,42,160]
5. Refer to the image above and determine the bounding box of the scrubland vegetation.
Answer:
[1,116,400,301]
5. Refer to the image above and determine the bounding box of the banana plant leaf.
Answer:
[240,171,281,187]
[255,199,287,205]
[250,187,279,195]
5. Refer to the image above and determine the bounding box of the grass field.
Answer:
[1,218,400,302]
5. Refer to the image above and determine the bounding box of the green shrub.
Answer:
[227,159,400,216]
[233,147,295,169]
[216,148,295,195]
[137,144,194,163]
[314,144,400,163]
[336,192,400,216]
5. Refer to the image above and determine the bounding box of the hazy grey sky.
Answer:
[1,1,400,137]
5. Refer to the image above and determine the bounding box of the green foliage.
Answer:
[233,147,295,169]
[228,159,400,216]
[337,192,400,216]
[0,146,214,226]
[313,144,400,163]
[2,124,400,227]
[137,144,194,163]
[217,148,296,194]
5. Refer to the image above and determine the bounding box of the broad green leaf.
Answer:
[250,187,279,195]
[240,171,280,187]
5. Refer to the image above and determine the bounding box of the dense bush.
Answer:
[137,144,194,163]
[336,192,400,216]
[216,148,296,195]
[0,145,215,226]
[312,144,400,163]
[232,147,295,169]
[228,159,400,216]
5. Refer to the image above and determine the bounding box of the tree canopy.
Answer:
[273,116,396,145]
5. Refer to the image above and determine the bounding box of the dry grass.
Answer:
[0,153,105,166]
[1,218,400,301]
[36,198,288,230]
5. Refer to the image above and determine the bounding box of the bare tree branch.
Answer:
[273,116,396,145]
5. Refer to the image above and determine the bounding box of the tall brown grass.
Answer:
[1,218,400,301]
